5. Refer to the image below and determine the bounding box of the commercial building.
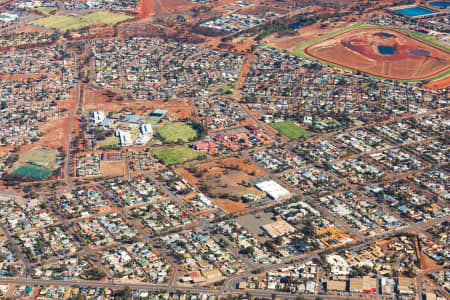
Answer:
[256,180,290,200]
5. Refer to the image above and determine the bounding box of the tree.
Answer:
[240,246,255,256]
[115,286,131,299]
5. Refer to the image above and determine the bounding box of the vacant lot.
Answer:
[270,120,314,140]
[31,11,132,31]
[151,146,204,165]
[100,161,125,177]
[177,157,265,213]
[154,122,197,143]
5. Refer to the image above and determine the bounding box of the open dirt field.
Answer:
[176,157,265,214]
[100,161,125,177]
[85,88,192,119]
[264,21,352,51]
[239,5,290,17]
[138,0,197,17]
[424,75,450,89]
[305,27,450,81]
[19,116,71,155]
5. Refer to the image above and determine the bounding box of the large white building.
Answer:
[256,180,290,200]
[117,130,132,146]
[140,123,153,136]
[0,12,18,23]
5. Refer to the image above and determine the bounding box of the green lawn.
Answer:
[11,164,52,179]
[20,148,58,170]
[32,7,57,14]
[220,85,235,94]
[148,116,163,125]
[154,122,197,143]
[96,135,119,148]
[30,11,132,31]
[80,11,133,25]
[270,120,315,140]
[324,118,341,125]
[151,146,204,165]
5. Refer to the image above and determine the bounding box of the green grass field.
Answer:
[96,135,120,148]
[154,122,197,143]
[32,7,56,14]
[148,116,163,125]
[30,11,132,31]
[219,85,235,94]
[270,120,315,140]
[80,11,132,25]
[20,148,58,170]
[151,146,204,165]
[12,164,53,179]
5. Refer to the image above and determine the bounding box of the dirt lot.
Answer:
[264,21,351,51]
[304,27,450,81]
[425,75,450,90]
[138,0,197,17]
[19,114,71,155]
[176,157,265,214]
[85,88,192,119]
[420,252,440,270]
[239,5,290,17]
[100,160,125,177]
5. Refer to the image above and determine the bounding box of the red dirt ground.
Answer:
[18,117,70,155]
[425,75,450,89]
[264,21,351,51]
[100,161,125,177]
[176,157,265,214]
[85,88,192,119]
[305,28,450,81]
[137,0,197,17]
[421,252,439,270]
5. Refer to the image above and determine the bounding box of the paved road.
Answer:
[221,214,449,291]
[0,190,23,200]
[64,52,81,190]
[0,277,392,300]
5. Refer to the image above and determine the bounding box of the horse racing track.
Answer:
[304,27,450,81]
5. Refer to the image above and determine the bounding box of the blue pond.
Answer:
[378,45,394,55]
[380,32,393,37]
[429,1,450,8]
[394,6,438,16]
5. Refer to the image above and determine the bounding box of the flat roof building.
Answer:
[327,280,347,292]
[256,180,290,200]
[117,130,132,146]
[261,219,296,238]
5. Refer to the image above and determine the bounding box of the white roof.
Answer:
[256,180,290,200]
